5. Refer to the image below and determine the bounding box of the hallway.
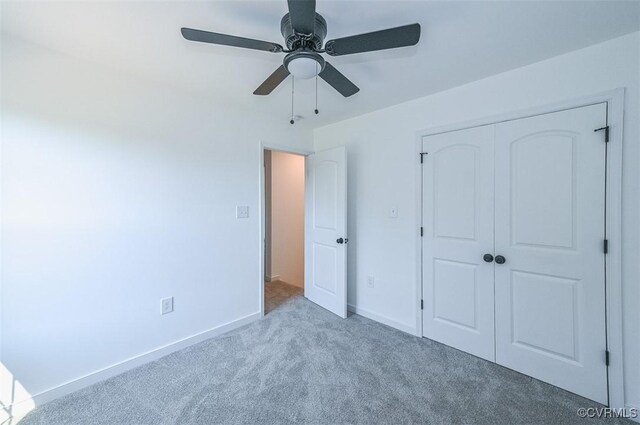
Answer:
[265,280,303,314]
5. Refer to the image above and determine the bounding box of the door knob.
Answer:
[483,254,494,263]
[336,238,344,244]
[495,255,506,264]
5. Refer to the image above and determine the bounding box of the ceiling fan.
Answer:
[181,0,421,98]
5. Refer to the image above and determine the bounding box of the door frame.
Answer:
[415,88,625,409]
[258,142,313,318]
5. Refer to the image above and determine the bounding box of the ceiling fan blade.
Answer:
[181,28,283,53]
[324,23,421,56]
[253,65,290,95]
[287,0,316,34]
[319,62,359,97]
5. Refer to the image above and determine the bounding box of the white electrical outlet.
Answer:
[367,276,375,288]
[161,297,174,315]
[236,205,249,219]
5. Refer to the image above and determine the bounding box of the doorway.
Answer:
[260,145,348,319]
[264,149,306,314]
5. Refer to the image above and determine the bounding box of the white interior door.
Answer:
[422,126,496,361]
[494,103,608,403]
[305,146,347,318]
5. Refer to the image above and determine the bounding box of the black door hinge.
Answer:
[421,300,424,310]
[605,350,610,366]
[420,227,424,237]
[419,152,428,163]
[594,126,610,143]
[604,239,609,254]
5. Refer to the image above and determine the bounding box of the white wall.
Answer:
[269,151,305,287]
[314,32,640,409]
[0,34,312,414]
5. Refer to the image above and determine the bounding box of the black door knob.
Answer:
[336,238,344,244]
[495,255,506,264]
[483,254,494,263]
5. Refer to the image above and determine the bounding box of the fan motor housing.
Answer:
[280,13,327,50]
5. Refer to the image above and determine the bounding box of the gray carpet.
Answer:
[19,294,630,425]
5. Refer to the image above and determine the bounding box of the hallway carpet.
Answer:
[265,280,303,314]
[19,294,630,425]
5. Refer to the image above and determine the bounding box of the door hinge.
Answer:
[604,239,609,254]
[419,152,428,163]
[594,126,610,143]
[420,227,424,237]
[421,300,424,310]
[605,350,610,366]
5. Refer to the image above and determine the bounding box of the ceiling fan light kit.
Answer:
[181,0,421,122]
[283,50,324,79]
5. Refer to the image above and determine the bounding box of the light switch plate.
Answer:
[161,297,174,315]
[236,205,249,219]
[389,206,398,218]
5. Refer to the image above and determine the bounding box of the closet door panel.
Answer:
[422,125,495,361]
[494,103,608,404]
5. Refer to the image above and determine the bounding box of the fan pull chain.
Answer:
[314,63,319,115]
[290,76,295,125]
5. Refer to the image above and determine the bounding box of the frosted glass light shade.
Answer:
[287,57,320,79]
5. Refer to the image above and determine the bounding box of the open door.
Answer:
[304,146,347,318]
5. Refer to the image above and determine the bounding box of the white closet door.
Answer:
[494,103,608,404]
[422,126,496,361]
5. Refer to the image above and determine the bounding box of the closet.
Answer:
[421,103,608,404]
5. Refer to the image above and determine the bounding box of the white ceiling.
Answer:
[2,1,639,129]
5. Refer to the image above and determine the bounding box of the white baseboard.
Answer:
[347,303,417,335]
[275,278,303,288]
[6,311,261,421]
[265,275,280,282]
